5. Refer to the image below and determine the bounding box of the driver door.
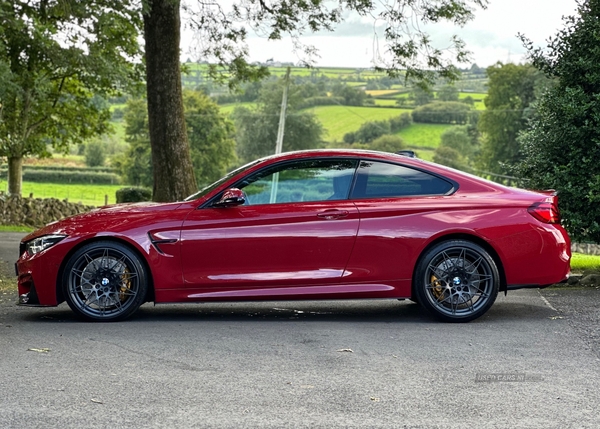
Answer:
[180,158,359,293]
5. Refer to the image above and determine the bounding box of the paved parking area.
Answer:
[1,233,599,428]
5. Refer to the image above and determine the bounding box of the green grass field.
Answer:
[306,105,413,142]
[372,99,400,107]
[396,123,452,149]
[220,102,257,115]
[0,182,124,206]
[571,253,600,272]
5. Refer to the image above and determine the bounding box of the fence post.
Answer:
[105,195,108,206]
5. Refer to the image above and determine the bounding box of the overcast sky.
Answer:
[182,0,579,69]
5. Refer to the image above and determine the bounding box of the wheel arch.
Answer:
[411,233,507,299]
[56,236,155,304]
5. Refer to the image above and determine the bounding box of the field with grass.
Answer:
[307,105,413,142]
[220,102,257,115]
[395,123,452,149]
[0,182,124,206]
[458,92,487,110]
[365,90,402,97]
[373,99,400,107]
[571,253,600,272]
[23,154,86,167]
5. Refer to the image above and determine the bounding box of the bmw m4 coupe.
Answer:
[16,150,571,322]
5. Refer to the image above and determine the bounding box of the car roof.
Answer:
[253,149,539,198]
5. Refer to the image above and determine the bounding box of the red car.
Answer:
[16,150,571,322]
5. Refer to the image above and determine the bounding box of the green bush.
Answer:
[0,165,117,173]
[412,102,471,124]
[85,140,106,167]
[0,169,121,184]
[389,113,413,132]
[116,187,152,203]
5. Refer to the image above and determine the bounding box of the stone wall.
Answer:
[0,195,93,228]
[571,242,600,256]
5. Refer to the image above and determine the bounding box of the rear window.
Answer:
[351,161,454,198]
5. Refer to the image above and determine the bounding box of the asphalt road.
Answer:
[1,233,599,428]
[0,232,23,278]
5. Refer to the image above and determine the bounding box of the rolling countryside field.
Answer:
[2,64,487,209]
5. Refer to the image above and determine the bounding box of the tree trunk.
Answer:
[7,156,23,196]
[143,0,197,202]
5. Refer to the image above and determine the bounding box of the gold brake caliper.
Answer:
[120,267,131,302]
[431,274,445,301]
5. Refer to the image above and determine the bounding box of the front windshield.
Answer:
[183,160,261,201]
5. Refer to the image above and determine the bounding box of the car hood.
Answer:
[22,201,193,242]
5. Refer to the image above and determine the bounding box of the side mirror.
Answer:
[212,188,246,208]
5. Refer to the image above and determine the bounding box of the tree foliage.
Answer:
[115,93,236,190]
[433,125,478,170]
[141,0,488,201]
[476,63,546,175]
[516,0,600,242]
[368,135,405,153]
[184,91,236,187]
[412,101,471,124]
[232,80,324,164]
[114,99,153,188]
[437,85,460,101]
[84,141,106,168]
[186,1,488,88]
[0,0,141,195]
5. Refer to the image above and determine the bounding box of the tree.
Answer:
[433,146,463,169]
[476,63,546,175]
[437,85,460,101]
[331,83,366,106]
[113,99,153,188]
[144,0,488,200]
[439,126,474,157]
[516,0,600,242]
[369,135,405,153]
[184,91,236,187]
[0,1,141,195]
[410,87,435,106]
[115,93,236,189]
[232,80,324,164]
[84,141,106,168]
[412,102,471,124]
[433,125,476,171]
[143,0,198,201]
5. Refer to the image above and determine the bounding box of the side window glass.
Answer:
[240,159,358,205]
[351,161,454,199]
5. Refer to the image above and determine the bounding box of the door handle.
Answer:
[317,210,349,220]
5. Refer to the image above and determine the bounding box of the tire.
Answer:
[414,240,499,323]
[62,241,148,322]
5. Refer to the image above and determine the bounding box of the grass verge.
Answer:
[17,182,123,206]
[0,225,34,233]
[571,252,600,272]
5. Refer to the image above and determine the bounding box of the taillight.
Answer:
[528,202,560,224]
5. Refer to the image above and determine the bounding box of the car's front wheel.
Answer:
[62,241,148,322]
[414,240,499,322]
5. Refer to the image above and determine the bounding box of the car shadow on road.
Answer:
[15,297,559,325]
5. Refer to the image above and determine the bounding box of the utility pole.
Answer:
[274,67,291,154]
[270,67,291,203]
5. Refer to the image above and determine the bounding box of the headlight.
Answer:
[25,235,67,256]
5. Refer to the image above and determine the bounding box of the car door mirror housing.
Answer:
[213,188,246,208]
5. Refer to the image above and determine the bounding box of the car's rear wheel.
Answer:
[62,241,148,322]
[414,240,499,322]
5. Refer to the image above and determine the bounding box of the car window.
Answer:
[239,159,358,205]
[351,161,454,198]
